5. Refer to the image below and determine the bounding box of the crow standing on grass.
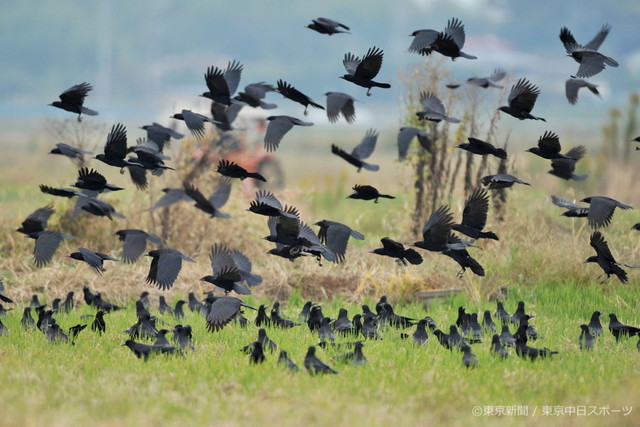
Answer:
[304,346,338,375]
[340,46,390,96]
[608,314,640,341]
[49,82,98,121]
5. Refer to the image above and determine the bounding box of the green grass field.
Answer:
[0,281,639,427]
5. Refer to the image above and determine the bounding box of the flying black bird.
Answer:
[72,168,123,193]
[314,219,364,263]
[150,188,194,210]
[490,334,509,358]
[457,138,507,159]
[467,69,506,88]
[325,92,356,124]
[204,295,255,332]
[94,124,135,170]
[565,78,600,105]
[114,229,161,264]
[216,159,266,182]
[170,110,220,139]
[481,174,530,190]
[30,230,76,267]
[347,184,394,203]
[307,17,350,35]
[560,24,618,78]
[331,129,379,172]
[397,127,432,160]
[266,211,336,264]
[340,46,390,96]
[415,92,459,123]
[247,190,297,218]
[304,346,338,375]
[145,248,195,290]
[16,205,55,236]
[49,142,93,165]
[67,248,119,275]
[498,78,545,121]
[452,187,498,241]
[234,82,277,109]
[412,205,455,253]
[548,146,588,181]
[608,313,640,341]
[49,82,98,121]
[588,311,603,336]
[76,196,125,220]
[201,244,251,296]
[443,244,485,278]
[526,131,572,160]
[91,310,106,335]
[580,196,632,229]
[183,181,231,218]
[578,324,595,350]
[209,97,243,133]
[263,115,313,152]
[276,80,324,116]
[408,18,477,60]
[202,60,242,106]
[585,231,633,284]
[39,185,83,199]
[632,223,640,231]
[551,195,589,218]
[140,122,184,151]
[277,350,299,372]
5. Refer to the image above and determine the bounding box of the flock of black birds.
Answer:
[3,17,640,371]
[3,279,640,370]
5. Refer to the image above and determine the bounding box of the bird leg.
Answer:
[597,274,610,285]
[77,114,82,123]
[456,268,466,279]
[303,107,309,116]
[374,198,379,204]
[366,88,371,97]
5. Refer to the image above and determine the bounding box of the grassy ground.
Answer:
[0,282,639,427]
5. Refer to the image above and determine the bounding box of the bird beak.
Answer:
[120,343,127,346]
